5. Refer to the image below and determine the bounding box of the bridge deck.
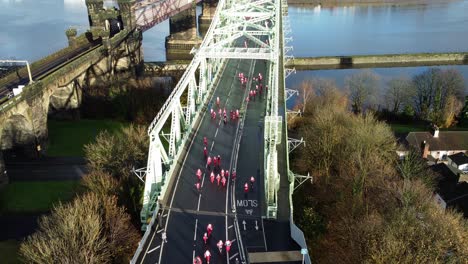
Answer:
[137,54,299,263]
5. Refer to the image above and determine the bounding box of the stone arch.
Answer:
[48,79,83,118]
[0,114,36,156]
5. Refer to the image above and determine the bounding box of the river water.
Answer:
[0,0,467,93]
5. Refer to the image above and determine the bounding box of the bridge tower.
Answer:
[85,0,106,29]
[166,6,202,60]
[117,0,137,30]
[198,0,218,36]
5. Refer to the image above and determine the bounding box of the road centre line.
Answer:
[193,219,198,241]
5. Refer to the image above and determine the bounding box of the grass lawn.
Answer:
[0,240,21,264]
[389,123,427,134]
[47,119,126,157]
[0,181,80,213]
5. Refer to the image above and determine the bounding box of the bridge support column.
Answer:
[198,0,218,36]
[165,7,202,61]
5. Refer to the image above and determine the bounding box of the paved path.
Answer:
[5,156,86,182]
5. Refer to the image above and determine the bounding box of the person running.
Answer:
[217,155,221,167]
[203,137,208,146]
[194,256,202,264]
[226,170,230,179]
[196,169,202,181]
[217,240,224,253]
[244,182,249,193]
[218,108,222,117]
[216,174,221,186]
[223,114,227,124]
[221,169,225,178]
[211,111,216,120]
[236,109,240,119]
[203,232,208,245]
[221,176,226,187]
[216,97,220,108]
[206,156,212,168]
[225,240,232,253]
[207,224,213,236]
[204,250,211,264]
[203,147,208,159]
[213,156,218,168]
[250,176,255,189]
[195,182,201,192]
[210,172,215,184]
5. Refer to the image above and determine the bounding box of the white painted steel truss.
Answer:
[288,137,304,153]
[140,0,284,225]
[290,171,313,191]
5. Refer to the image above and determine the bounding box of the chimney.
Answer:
[421,140,430,159]
[432,124,439,138]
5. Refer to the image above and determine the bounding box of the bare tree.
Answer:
[85,124,148,179]
[345,70,379,114]
[412,68,465,126]
[20,194,111,264]
[20,193,140,264]
[385,77,413,113]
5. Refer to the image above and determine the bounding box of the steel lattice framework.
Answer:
[134,0,203,31]
[139,0,283,227]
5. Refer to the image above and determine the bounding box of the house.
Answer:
[447,152,468,174]
[402,126,468,160]
[431,163,468,217]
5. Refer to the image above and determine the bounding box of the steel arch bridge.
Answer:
[133,0,310,262]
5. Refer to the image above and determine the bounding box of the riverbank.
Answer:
[288,52,468,70]
[287,0,457,5]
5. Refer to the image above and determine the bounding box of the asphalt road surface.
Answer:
[137,53,301,263]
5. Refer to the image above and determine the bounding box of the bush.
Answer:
[19,193,140,264]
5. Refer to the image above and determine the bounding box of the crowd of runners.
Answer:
[191,68,265,264]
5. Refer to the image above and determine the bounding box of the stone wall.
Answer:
[289,52,468,70]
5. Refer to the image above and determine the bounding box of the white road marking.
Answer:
[147,245,160,254]
[157,229,163,233]
[163,214,168,218]
[262,219,268,251]
[229,252,239,260]
[73,165,85,177]
[215,128,219,137]
[193,219,198,241]
[210,141,214,151]
[228,225,234,229]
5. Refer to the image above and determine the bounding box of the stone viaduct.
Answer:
[0,0,218,186]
